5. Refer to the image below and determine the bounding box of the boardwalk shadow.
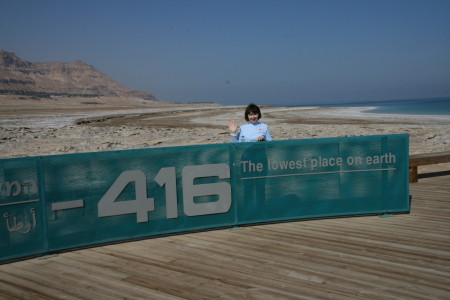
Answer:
[419,170,450,179]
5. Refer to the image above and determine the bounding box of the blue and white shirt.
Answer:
[232,122,273,142]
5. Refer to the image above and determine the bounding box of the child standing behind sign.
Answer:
[228,103,274,142]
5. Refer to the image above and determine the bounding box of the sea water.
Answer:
[286,98,450,116]
[360,98,450,116]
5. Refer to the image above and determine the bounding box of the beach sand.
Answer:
[1,95,449,172]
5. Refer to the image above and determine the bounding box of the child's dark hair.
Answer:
[244,103,262,121]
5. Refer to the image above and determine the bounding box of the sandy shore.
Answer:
[1,96,449,173]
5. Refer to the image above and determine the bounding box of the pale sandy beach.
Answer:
[1,96,449,172]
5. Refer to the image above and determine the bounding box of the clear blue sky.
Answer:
[1,0,449,105]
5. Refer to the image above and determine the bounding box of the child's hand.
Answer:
[228,120,238,134]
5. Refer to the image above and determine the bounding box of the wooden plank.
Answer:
[410,152,450,167]
[409,152,450,182]
[0,174,449,299]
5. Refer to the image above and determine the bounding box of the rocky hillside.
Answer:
[0,50,156,100]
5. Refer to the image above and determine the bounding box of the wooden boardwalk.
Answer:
[0,175,449,299]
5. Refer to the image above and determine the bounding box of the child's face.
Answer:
[248,112,259,123]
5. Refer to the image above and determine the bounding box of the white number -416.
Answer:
[98,163,232,223]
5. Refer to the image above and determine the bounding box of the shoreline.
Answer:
[1,98,449,168]
[1,105,449,129]
[261,105,450,121]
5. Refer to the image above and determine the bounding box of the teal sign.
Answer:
[1,134,409,263]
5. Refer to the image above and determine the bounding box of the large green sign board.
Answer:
[1,135,409,263]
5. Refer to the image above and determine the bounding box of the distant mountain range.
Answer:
[0,50,157,100]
